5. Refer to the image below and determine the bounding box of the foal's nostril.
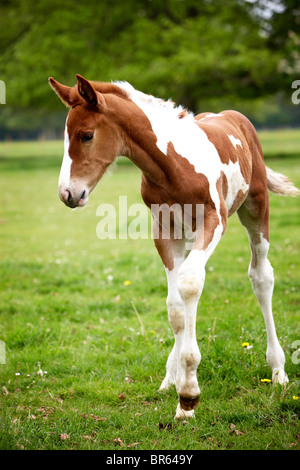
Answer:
[60,188,87,207]
[67,190,72,202]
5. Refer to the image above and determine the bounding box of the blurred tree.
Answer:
[0,0,298,133]
[268,0,300,78]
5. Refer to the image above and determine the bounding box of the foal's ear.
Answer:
[76,74,106,111]
[48,77,74,108]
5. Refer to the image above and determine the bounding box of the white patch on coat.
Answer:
[227,134,242,149]
[222,160,249,212]
[198,113,224,121]
[58,116,72,190]
[114,81,194,156]
[116,82,248,225]
[203,113,224,118]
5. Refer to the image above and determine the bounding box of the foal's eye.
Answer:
[81,133,94,143]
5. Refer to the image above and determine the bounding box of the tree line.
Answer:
[0,0,299,139]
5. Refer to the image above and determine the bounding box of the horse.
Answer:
[49,74,299,419]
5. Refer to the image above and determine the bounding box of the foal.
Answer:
[49,75,298,419]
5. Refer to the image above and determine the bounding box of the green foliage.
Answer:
[0,1,299,137]
[0,0,298,111]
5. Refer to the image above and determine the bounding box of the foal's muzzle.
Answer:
[59,186,88,208]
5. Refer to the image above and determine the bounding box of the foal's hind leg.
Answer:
[238,199,288,385]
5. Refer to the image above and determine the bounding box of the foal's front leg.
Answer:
[175,249,205,418]
[175,222,223,419]
[154,236,186,391]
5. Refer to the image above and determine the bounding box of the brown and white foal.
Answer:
[49,75,298,419]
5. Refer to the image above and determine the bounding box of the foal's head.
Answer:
[49,75,123,208]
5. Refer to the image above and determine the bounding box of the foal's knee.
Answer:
[249,239,274,293]
[249,259,274,295]
[177,267,205,303]
[167,302,185,335]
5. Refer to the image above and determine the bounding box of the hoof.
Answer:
[159,375,176,391]
[179,394,200,411]
[175,404,195,420]
[272,368,289,385]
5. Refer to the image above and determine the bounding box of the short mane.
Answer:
[90,81,129,99]
[113,81,193,121]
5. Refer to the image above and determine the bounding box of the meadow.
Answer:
[0,129,299,450]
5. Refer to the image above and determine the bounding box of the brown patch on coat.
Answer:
[178,109,189,119]
[140,141,216,213]
[154,237,174,271]
[249,233,264,269]
[166,142,221,250]
[195,110,252,185]
[228,189,246,217]
[141,141,221,255]
[192,209,221,251]
[237,116,270,242]
[165,142,216,207]
[217,171,228,201]
[216,172,228,234]
[197,121,232,164]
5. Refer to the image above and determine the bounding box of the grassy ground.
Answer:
[0,129,299,450]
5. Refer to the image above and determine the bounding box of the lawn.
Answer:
[0,130,299,451]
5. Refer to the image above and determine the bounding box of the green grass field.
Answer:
[0,129,299,450]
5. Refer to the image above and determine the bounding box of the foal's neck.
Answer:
[118,93,191,188]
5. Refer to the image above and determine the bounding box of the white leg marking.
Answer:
[174,228,222,419]
[249,236,288,385]
[176,250,204,402]
[160,254,185,391]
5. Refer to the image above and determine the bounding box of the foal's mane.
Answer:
[74,79,191,121]
[112,81,193,121]
[69,81,129,107]
[91,81,129,99]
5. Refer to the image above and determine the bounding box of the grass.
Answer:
[0,129,299,450]
[258,128,300,159]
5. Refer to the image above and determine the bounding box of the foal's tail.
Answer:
[266,167,300,197]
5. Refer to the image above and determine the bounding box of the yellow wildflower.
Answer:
[292,396,299,400]
[261,378,272,383]
[123,280,132,286]
[242,342,250,347]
